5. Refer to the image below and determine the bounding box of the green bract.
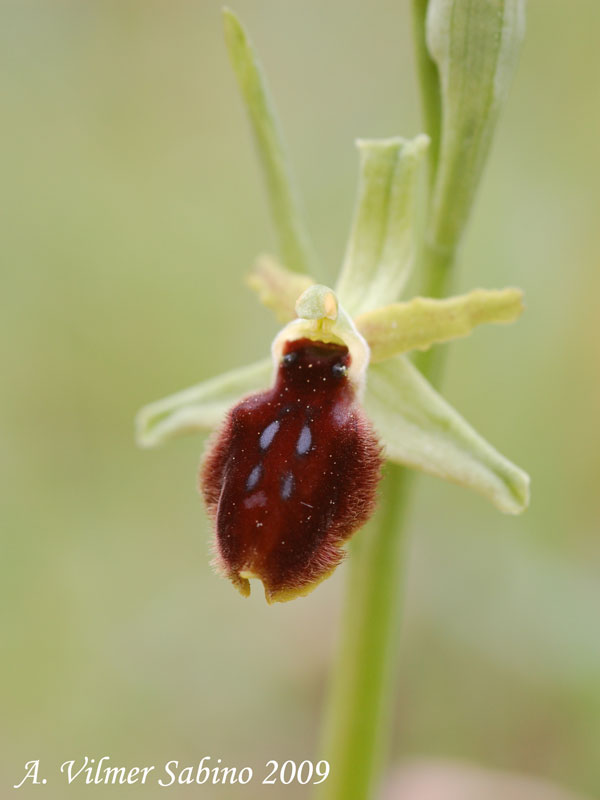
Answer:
[425,0,527,251]
[135,8,530,516]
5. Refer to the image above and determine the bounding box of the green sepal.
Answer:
[357,287,524,362]
[223,8,316,274]
[335,136,429,317]
[135,358,272,448]
[246,254,314,322]
[364,356,530,514]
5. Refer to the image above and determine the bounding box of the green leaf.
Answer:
[246,254,314,322]
[357,287,524,362]
[135,358,272,448]
[223,8,316,274]
[335,136,429,317]
[425,0,526,252]
[364,356,530,514]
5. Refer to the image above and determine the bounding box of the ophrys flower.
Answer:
[134,14,529,603]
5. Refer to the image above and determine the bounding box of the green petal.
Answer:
[223,9,316,274]
[246,254,314,322]
[135,358,272,448]
[364,357,530,514]
[357,287,524,362]
[335,136,429,317]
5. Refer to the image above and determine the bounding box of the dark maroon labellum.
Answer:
[201,337,382,603]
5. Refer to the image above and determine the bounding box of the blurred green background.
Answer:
[2,1,599,798]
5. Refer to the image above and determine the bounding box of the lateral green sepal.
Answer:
[135,358,272,448]
[364,356,530,514]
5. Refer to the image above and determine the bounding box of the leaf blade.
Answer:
[223,8,316,274]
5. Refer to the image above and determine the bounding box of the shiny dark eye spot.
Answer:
[280,471,294,500]
[246,464,262,491]
[282,352,298,367]
[332,362,347,378]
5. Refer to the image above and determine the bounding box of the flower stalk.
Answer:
[316,464,412,800]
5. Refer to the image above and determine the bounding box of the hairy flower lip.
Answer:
[202,335,383,602]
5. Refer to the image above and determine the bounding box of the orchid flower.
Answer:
[134,10,529,603]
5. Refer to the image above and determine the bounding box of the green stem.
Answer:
[316,117,456,800]
[316,9,457,799]
[316,465,413,800]
[316,252,454,800]
[317,258,455,800]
